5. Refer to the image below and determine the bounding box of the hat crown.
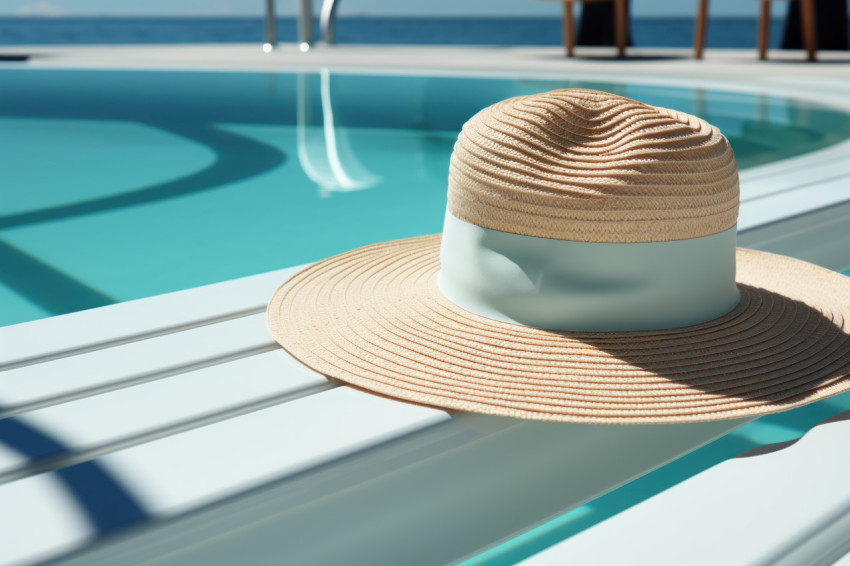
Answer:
[448,89,740,243]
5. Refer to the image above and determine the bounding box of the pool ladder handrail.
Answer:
[264,0,315,50]
[320,0,341,44]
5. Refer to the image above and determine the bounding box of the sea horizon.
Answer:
[2,15,839,49]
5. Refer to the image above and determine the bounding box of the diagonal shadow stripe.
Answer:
[0,122,286,230]
[0,239,116,315]
[0,417,148,532]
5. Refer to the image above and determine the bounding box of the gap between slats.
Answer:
[0,306,266,373]
[0,342,279,421]
[1,311,277,418]
[0,380,336,486]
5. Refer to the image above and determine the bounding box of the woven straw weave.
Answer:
[448,89,740,243]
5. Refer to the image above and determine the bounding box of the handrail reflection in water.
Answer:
[296,70,381,197]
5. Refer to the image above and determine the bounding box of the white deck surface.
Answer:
[1,44,850,565]
[0,263,754,565]
[521,412,850,566]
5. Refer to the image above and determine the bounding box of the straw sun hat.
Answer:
[268,89,850,424]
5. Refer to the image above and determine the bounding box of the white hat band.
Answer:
[438,212,741,331]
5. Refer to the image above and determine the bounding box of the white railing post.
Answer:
[298,0,314,52]
[264,0,276,50]
[320,0,340,44]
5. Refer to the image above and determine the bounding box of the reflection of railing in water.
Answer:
[296,70,381,197]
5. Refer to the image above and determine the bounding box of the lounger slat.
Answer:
[0,312,274,414]
[97,386,448,514]
[1,386,449,565]
[0,350,331,479]
[739,139,850,191]
[735,138,850,231]
[739,172,850,231]
[0,265,304,370]
[0,473,93,566]
[739,199,850,273]
[521,412,850,566]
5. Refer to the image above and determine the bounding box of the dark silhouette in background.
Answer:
[574,0,847,53]
[783,0,849,50]
[577,0,634,46]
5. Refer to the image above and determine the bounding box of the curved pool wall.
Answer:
[2,68,850,327]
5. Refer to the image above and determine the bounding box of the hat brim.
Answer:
[267,234,850,424]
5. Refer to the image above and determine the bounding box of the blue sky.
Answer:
[1,0,766,17]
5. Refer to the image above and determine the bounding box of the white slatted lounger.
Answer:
[0,267,749,566]
[2,141,850,565]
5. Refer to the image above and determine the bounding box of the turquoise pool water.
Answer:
[2,69,850,329]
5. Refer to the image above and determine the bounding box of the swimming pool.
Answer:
[3,68,850,328]
[3,67,850,565]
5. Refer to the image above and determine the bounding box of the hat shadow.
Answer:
[542,284,850,410]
